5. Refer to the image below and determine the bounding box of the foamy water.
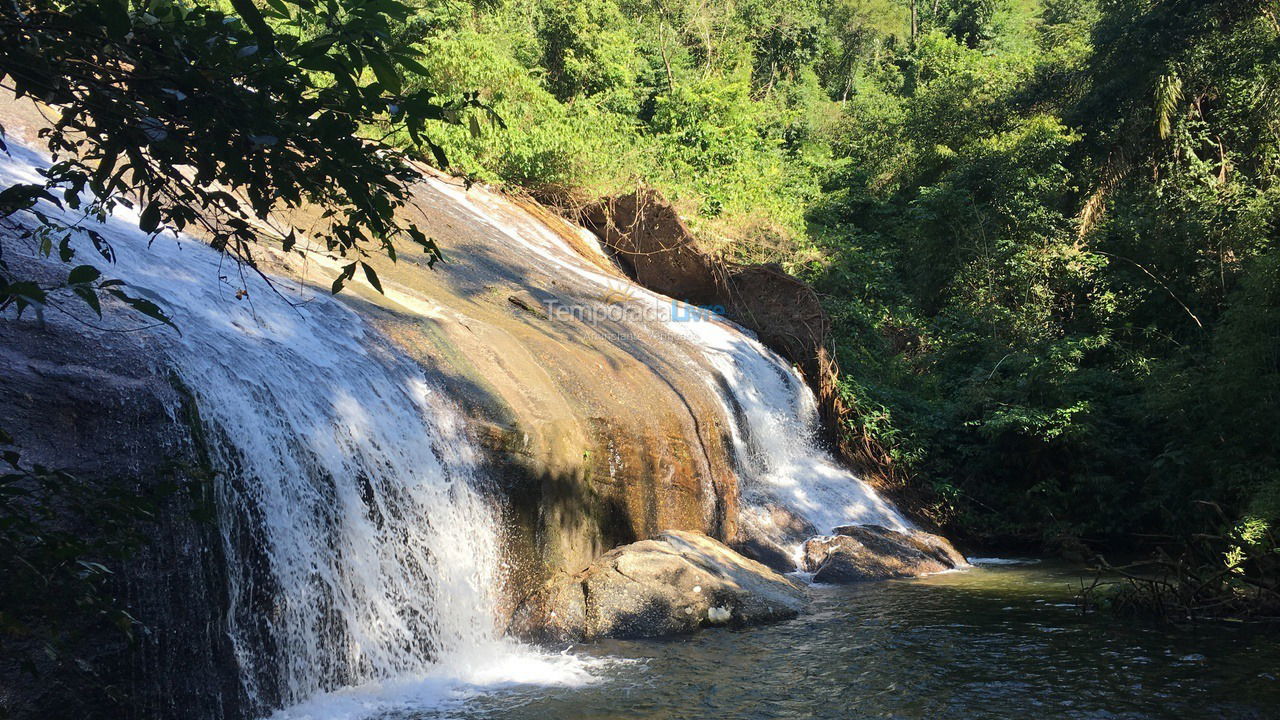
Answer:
[268,643,611,720]
[3,141,911,718]
[0,145,605,718]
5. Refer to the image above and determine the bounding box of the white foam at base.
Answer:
[269,643,609,720]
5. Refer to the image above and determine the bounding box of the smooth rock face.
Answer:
[547,530,807,640]
[804,525,967,583]
[0,315,243,720]
[837,525,967,569]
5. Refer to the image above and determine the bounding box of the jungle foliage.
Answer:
[390,0,1280,593]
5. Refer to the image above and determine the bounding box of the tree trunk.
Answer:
[911,0,919,45]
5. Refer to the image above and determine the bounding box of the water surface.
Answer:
[426,560,1279,720]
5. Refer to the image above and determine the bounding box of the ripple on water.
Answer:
[400,562,1280,720]
[281,562,1280,720]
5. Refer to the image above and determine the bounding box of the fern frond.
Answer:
[1155,73,1185,140]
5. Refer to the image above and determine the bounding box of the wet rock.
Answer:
[833,524,967,568]
[732,505,816,572]
[804,525,966,583]
[546,530,807,640]
[0,314,244,720]
[731,535,796,574]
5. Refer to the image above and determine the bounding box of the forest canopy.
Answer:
[370,0,1280,567]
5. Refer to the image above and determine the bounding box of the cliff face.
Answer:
[0,316,243,719]
[324,170,747,616]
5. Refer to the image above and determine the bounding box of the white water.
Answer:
[680,320,908,541]
[4,141,908,718]
[421,174,908,555]
[0,146,598,718]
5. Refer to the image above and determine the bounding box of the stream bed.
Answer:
[417,559,1280,720]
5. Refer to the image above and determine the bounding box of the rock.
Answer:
[731,504,816,572]
[582,190,909,492]
[833,524,967,568]
[0,313,245,720]
[546,530,807,640]
[730,536,796,573]
[804,525,966,583]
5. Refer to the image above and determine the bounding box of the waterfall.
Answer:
[683,321,909,545]
[420,174,908,558]
[4,136,908,717]
[0,146,593,719]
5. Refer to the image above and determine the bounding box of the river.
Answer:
[405,559,1280,720]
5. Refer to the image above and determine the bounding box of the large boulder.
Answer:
[540,530,807,640]
[804,525,966,583]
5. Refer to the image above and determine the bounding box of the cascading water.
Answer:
[684,322,909,552]
[5,129,909,718]
[0,145,594,719]
[419,174,908,561]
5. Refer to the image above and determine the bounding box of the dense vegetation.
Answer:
[382,0,1279,573]
[1,0,1277,622]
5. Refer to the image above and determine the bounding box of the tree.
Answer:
[0,0,493,324]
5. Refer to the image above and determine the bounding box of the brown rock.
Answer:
[732,504,817,572]
[581,190,909,492]
[543,530,807,640]
[804,525,966,583]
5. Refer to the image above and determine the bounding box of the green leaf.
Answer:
[139,201,161,234]
[368,53,402,95]
[229,0,276,53]
[331,262,357,294]
[425,140,448,168]
[105,288,179,334]
[263,0,291,18]
[72,285,102,317]
[0,184,59,216]
[92,149,118,193]
[67,265,100,285]
[4,281,46,304]
[394,53,432,77]
[362,262,384,293]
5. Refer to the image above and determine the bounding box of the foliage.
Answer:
[798,0,1280,565]
[0,0,487,320]
[1078,503,1280,621]
[385,0,839,249]
[368,0,1279,568]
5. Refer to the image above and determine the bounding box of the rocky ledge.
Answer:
[802,525,967,583]
[532,530,807,641]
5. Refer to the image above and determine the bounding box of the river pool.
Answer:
[430,559,1280,719]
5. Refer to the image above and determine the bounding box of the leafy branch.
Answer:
[0,0,500,324]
